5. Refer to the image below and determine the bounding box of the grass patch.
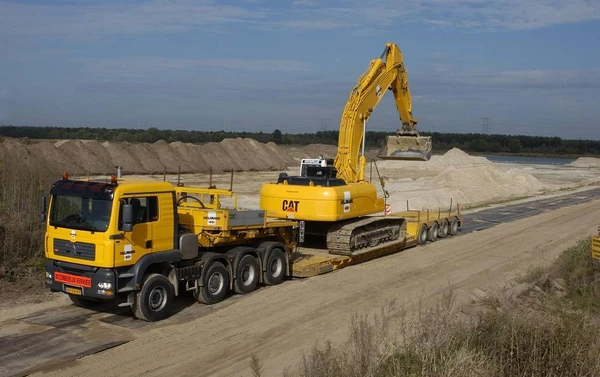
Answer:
[0,153,59,280]
[276,237,600,377]
[546,238,600,312]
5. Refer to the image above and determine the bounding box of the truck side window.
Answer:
[118,196,159,230]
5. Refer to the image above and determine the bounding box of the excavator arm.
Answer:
[388,45,419,135]
[334,43,431,184]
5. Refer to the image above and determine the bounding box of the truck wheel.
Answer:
[69,294,100,308]
[234,254,260,295]
[427,222,439,242]
[132,273,175,322]
[449,218,459,235]
[197,262,229,305]
[264,248,286,286]
[439,219,449,238]
[418,224,428,245]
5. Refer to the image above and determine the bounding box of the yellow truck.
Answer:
[44,175,296,321]
[43,174,462,321]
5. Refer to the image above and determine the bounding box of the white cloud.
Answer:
[270,0,600,32]
[1,0,598,39]
[415,68,600,90]
[85,56,313,78]
[0,0,266,37]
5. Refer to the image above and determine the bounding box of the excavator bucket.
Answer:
[377,135,432,161]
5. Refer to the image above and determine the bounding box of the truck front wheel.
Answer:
[197,262,229,305]
[133,273,175,322]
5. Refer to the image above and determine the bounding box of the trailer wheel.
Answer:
[449,218,459,235]
[69,294,101,308]
[234,254,260,295]
[427,222,439,242]
[132,273,174,322]
[439,219,449,238]
[197,262,229,305]
[418,224,428,245]
[264,248,286,286]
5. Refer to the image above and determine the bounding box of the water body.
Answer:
[483,155,575,165]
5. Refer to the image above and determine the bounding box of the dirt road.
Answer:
[23,199,598,377]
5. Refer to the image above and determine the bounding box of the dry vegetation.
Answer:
[0,152,59,280]
[258,238,600,377]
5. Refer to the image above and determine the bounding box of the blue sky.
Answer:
[1,0,599,139]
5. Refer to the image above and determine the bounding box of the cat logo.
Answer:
[282,200,300,213]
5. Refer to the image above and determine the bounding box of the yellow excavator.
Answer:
[260,42,431,255]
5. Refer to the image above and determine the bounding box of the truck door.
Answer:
[151,193,176,253]
[114,196,157,267]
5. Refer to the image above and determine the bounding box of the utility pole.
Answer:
[480,117,490,134]
[222,119,232,133]
[314,117,330,132]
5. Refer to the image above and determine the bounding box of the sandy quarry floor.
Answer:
[24,198,600,377]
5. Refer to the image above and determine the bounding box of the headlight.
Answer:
[97,282,112,289]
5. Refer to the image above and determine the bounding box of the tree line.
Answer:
[1,125,599,156]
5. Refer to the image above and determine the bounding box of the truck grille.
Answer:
[53,239,96,261]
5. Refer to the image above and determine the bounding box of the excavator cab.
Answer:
[377,131,432,161]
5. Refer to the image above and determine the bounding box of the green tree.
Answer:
[508,137,522,153]
[272,129,283,144]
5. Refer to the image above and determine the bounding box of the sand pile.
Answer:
[170,141,210,172]
[28,141,83,173]
[101,141,144,173]
[266,142,297,167]
[0,137,298,175]
[567,157,600,168]
[282,143,338,161]
[383,148,551,212]
[55,140,113,174]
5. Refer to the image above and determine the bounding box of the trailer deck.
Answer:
[291,211,463,278]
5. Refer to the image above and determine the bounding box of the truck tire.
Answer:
[427,222,439,242]
[449,218,459,235]
[418,224,428,245]
[69,294,101,308]
[132,273,175,322]
[264,248,286,286]
[197,262,229,305]
[234,254,260,295]
[439,219,449,238]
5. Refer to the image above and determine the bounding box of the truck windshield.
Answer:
[49,195,112,232]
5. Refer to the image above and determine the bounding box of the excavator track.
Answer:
[326,216,407,256]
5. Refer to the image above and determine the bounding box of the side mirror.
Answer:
[40,195,47,222]
[122,203,134,232]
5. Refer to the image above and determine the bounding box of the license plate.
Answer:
[55,272,92,288]
[65,286,82,295]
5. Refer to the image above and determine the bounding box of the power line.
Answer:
[313,117,330,132]
[480,117,490,134]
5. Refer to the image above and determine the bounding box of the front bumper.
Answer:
[45,259,117,300]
